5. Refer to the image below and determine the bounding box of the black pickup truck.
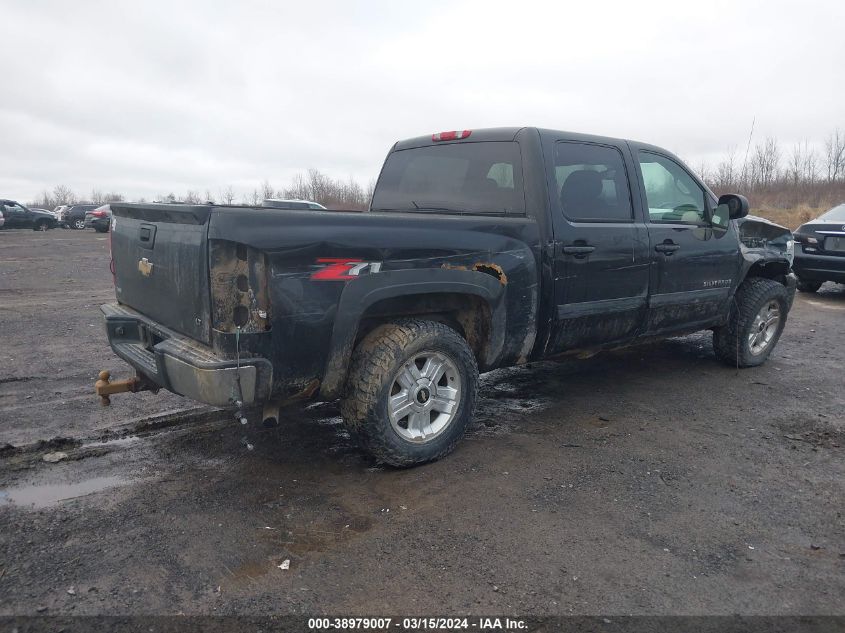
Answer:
[97,127,796,466]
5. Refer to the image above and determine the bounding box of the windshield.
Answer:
[818,203,845,222]
[371,141,525,215]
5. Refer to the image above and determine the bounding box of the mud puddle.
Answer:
[0,475,127,509]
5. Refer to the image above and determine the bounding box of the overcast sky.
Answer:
[2,0,843,202]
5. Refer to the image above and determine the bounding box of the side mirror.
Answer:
[717,193,750,220]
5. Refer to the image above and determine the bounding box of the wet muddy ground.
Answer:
[1,229,843,615]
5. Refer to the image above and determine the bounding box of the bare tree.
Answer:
[694,159,710,185]
[280,169,370,209]
[52,185,77,206]
[365,178,376,206]
[283,173,310,200]
[713,148,739,192]
[220,186,236,205]
[260,180,275,201]
[824,129,845,182]
[752,137,780,187]
[33,189,55,209]
[91,189,125,204]
[802,144,818,184]
[787,142,804,184]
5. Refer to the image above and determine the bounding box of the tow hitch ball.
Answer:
[94,370,150,406]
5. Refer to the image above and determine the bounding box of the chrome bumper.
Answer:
[101,303,272,407]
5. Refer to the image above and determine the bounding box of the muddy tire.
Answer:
[341,319,478,467]
[796,278,822,293]
[713,278,790,368]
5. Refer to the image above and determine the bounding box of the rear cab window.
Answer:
[371,141,525,215]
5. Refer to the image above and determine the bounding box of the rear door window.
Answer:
[371,141,524,215]
[554,143,633,222]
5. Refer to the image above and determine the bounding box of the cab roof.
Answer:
[393,126,665,152]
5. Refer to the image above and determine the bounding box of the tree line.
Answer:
[29,169,376,211]
[27,129,845,213]
[699,129,845,210]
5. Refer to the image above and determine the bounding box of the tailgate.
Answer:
[110,203,212,343]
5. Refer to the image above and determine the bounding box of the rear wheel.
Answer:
[713,278,790,367]
[341,319,478,467]
[33,220,49,231]
[796,278,822,293]
[72,219,86,230]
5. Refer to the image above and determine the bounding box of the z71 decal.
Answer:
[311,258,382,281]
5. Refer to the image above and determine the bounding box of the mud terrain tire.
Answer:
[713,278,789,368]
[341,319,478,467]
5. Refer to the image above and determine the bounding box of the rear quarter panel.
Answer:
[208,207,541,399]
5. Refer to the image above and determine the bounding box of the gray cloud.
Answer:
[3,0,843,201]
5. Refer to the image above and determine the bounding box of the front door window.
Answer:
[638,152,707,225]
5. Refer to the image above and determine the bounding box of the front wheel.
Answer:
[341,319,478,467]
[713,278,790,367]
[72,219,86,230]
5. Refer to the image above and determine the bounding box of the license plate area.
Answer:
[824,236,845,252]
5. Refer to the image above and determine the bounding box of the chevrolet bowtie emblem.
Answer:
[138,258,154,277]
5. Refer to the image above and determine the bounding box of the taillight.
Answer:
[432,130,472,142]
[92,210,107,218]
[209,240,271,333]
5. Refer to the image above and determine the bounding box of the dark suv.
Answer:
[0,199,58,231]
[60,204,99,229]
[793,203,845,291]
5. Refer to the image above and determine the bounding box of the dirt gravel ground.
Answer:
[0,229,843,616]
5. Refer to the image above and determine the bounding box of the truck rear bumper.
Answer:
[101,303,272,407]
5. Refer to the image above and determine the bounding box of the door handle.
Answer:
[561,245,596,258]
[654,242,680,254]
[139,223,156,248]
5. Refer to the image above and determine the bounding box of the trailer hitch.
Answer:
[94,370,152,406]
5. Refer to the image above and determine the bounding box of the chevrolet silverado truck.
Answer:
[96,127,796,466]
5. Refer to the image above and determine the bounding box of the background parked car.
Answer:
[793,202,845,292]
[59,204,99,229]
[262,198,327,210]
[53,205,67,219]
[0,208,4,228]
[0,199,58,230]
[85,204,112,232]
